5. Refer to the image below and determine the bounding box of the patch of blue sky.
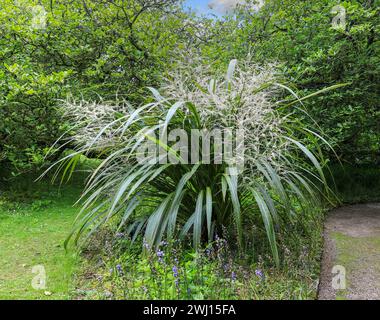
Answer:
[183,0,222,17]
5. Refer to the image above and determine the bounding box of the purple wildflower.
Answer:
[172,266,179,278]
[205,248,212,257]
[116,264,123,274]
[231,271,237,281]
[143,238,150,250]
[156,249,164,263]
[255,269,264,279]
[160,240,168,247]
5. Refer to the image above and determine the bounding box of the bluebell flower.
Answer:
[143,238,150,250]
[116,264,123,274]
[231,271,237,281]
[156,249,164,263]
[255,269,264,279]
[172,266,179,278]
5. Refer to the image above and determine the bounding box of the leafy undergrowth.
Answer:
[72,230,322,300]
[0,178,81,299]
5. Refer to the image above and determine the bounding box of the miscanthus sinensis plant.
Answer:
[44,59,339,267]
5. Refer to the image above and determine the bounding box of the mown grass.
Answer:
[0,176,82,300]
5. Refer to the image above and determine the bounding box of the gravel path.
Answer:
[318,203,380,300]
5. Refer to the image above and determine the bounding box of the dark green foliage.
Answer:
[330,164,380,203]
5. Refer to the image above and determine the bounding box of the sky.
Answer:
[183,0,242,16]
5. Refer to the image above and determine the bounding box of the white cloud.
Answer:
[208,0,263,14]
[208,0,242,13]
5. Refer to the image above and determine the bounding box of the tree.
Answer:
[0,0,189,173]
[201,0,380,163]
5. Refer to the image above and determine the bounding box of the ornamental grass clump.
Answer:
[44,59,338,267]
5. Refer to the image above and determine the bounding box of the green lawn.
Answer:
[0,182,81,299]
